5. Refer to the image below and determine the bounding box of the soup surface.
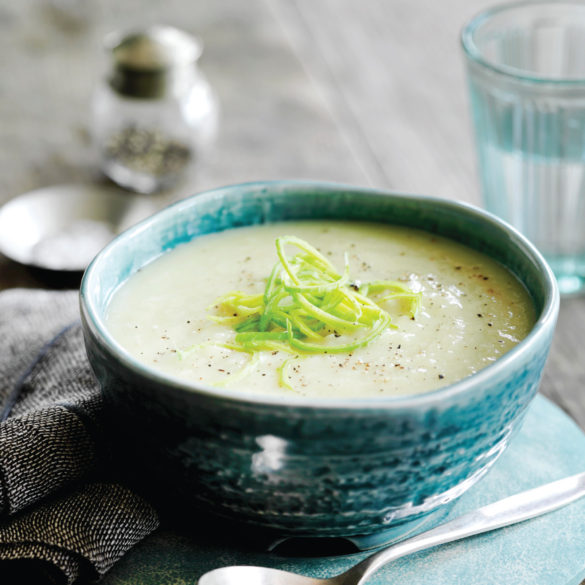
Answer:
[106,221,535,398]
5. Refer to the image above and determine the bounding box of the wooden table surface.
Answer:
[1,0,584,530]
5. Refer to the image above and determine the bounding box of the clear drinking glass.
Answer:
[462,1,585,295]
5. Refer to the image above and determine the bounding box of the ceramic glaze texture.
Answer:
[80,182,559,543]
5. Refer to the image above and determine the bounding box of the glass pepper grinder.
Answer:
[92,26,219,193]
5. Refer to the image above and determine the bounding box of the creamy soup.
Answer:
[106,221,535,398]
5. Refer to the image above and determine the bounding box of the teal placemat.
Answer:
[102,394,585,585]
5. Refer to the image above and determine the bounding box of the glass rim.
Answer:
[461,0,585,85]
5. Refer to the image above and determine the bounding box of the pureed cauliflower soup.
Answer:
[106,221,535,398]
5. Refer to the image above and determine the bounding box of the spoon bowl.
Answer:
[0,183,157,272]
[201,566,325,585]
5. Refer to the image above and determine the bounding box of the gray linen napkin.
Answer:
[0,289,159,584]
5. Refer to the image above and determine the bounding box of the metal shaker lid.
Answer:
[106,26,203,99]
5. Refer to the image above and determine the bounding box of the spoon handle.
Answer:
[354,471,585,583]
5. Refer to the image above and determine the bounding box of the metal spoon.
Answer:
[0,183,158,272]
[199,471,585,585]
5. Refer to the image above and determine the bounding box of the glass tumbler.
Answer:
[462,1,585,295]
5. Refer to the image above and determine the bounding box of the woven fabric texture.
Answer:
[0,289,159,584]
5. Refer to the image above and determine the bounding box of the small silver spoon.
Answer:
[199,471,585,585]
[0,183,158,272]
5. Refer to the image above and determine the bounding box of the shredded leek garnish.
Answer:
[204,236,421,390]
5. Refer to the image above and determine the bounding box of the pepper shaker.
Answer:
[92,26,218,193]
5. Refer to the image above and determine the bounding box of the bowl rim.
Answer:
[80,180,560,410]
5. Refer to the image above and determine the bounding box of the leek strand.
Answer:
[188,235,420,391]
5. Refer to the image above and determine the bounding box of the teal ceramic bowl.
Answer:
[80,181,559,549]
